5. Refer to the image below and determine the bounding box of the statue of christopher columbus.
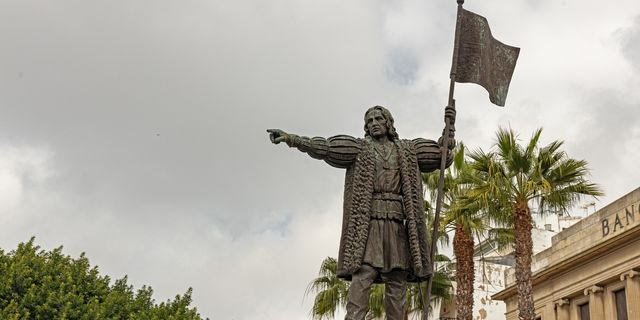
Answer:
[267,105,455,320]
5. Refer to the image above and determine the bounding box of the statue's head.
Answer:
[364,105,399,140]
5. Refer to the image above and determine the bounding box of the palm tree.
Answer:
[306,253,453,320]
[404,253,454,319]
[466,127,603,320]
[423,143,487,320]
[305,257,349,320]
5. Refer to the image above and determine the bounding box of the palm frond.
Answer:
[305,257,350,320]
[485,228,515,251]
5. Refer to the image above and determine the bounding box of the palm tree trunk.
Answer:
[453,222,474,320]
[513,201,535,320]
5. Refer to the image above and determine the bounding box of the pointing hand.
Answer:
[267,129,290,145]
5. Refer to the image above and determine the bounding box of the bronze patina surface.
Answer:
[268,106,455,320]
[453,8,520,106]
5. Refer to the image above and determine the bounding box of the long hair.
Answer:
[363,105,399,141]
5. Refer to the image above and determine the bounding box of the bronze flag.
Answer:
[453,8,520,106]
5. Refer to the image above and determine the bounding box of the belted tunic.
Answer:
[363,142,409,272]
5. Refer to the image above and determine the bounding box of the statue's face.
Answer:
[366,109,388,139]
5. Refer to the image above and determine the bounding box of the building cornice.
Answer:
[492,224,640,300]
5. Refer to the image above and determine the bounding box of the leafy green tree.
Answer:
[0,238,206,320]
[466,128,602,320]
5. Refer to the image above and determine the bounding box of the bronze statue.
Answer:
[268,106,455,320]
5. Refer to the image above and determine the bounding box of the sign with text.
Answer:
[601,202,640,237]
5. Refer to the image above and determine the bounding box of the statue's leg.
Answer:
[345,265,377,320]
[381,269,408,320]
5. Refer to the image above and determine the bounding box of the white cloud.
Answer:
[0,144,52,223]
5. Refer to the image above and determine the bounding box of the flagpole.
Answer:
[423,0,464,319]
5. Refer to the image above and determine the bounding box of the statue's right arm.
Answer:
[267,129,360,169]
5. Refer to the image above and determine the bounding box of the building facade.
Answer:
[493,187,640,320]
[439,228,567,320]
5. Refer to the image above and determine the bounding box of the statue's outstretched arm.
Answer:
[267,129,360,169]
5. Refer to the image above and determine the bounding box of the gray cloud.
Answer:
[385,47,419,85]
[619,15,640,70]
[1,0,640,319]
[0,0,393,318]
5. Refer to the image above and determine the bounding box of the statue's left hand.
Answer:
[444,106,456,125]
[440,106,456,149]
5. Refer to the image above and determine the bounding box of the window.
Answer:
[579,303,590,320]
[615,289,628,320]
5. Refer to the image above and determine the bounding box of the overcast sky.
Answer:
[1,0,639,319]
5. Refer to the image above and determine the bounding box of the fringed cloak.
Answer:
[336,138,432,282]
